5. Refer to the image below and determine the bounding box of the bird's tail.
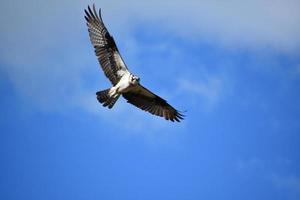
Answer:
[96,89,120,109]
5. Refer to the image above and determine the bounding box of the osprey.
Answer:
[85,5,184,122]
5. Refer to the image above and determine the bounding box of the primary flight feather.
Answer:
[85,4,184,122]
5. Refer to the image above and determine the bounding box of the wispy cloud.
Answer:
[272,174,300,193]
[178,77,222,108]
[78,93,187,133]
[236,157,264,172]
[177,70,231,111]
[236,157,300,196]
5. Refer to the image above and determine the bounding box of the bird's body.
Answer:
[85,4,184,122]
[108,73,139,97]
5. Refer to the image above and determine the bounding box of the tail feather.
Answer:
[96,89,119,109]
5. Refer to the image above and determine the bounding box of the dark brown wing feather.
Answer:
[85,4,128,85]
[122,85,184,122]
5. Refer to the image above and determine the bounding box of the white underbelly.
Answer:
[115,73,132,93]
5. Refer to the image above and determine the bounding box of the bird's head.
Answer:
[129,74,140,85]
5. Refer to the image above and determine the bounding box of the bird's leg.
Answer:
[108,86,119,98]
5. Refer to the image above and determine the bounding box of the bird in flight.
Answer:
[84,4,184,122]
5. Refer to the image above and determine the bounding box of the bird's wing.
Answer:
[85,5,128,85]
[122,85,184,122]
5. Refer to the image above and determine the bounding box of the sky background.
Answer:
[1,0,300,199]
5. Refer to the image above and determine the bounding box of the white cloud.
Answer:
[1,0,299,57]
[0,0,298,129]
[105,0,300,52]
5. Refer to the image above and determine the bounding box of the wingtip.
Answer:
[164,112,185,122]
[85,4,103,21]
[178,110,187,117]
[174,110,186,122]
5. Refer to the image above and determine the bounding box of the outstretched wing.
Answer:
[122,85,184,122]
[85,5,128,85]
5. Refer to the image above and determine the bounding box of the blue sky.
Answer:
[1,0,300,199]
